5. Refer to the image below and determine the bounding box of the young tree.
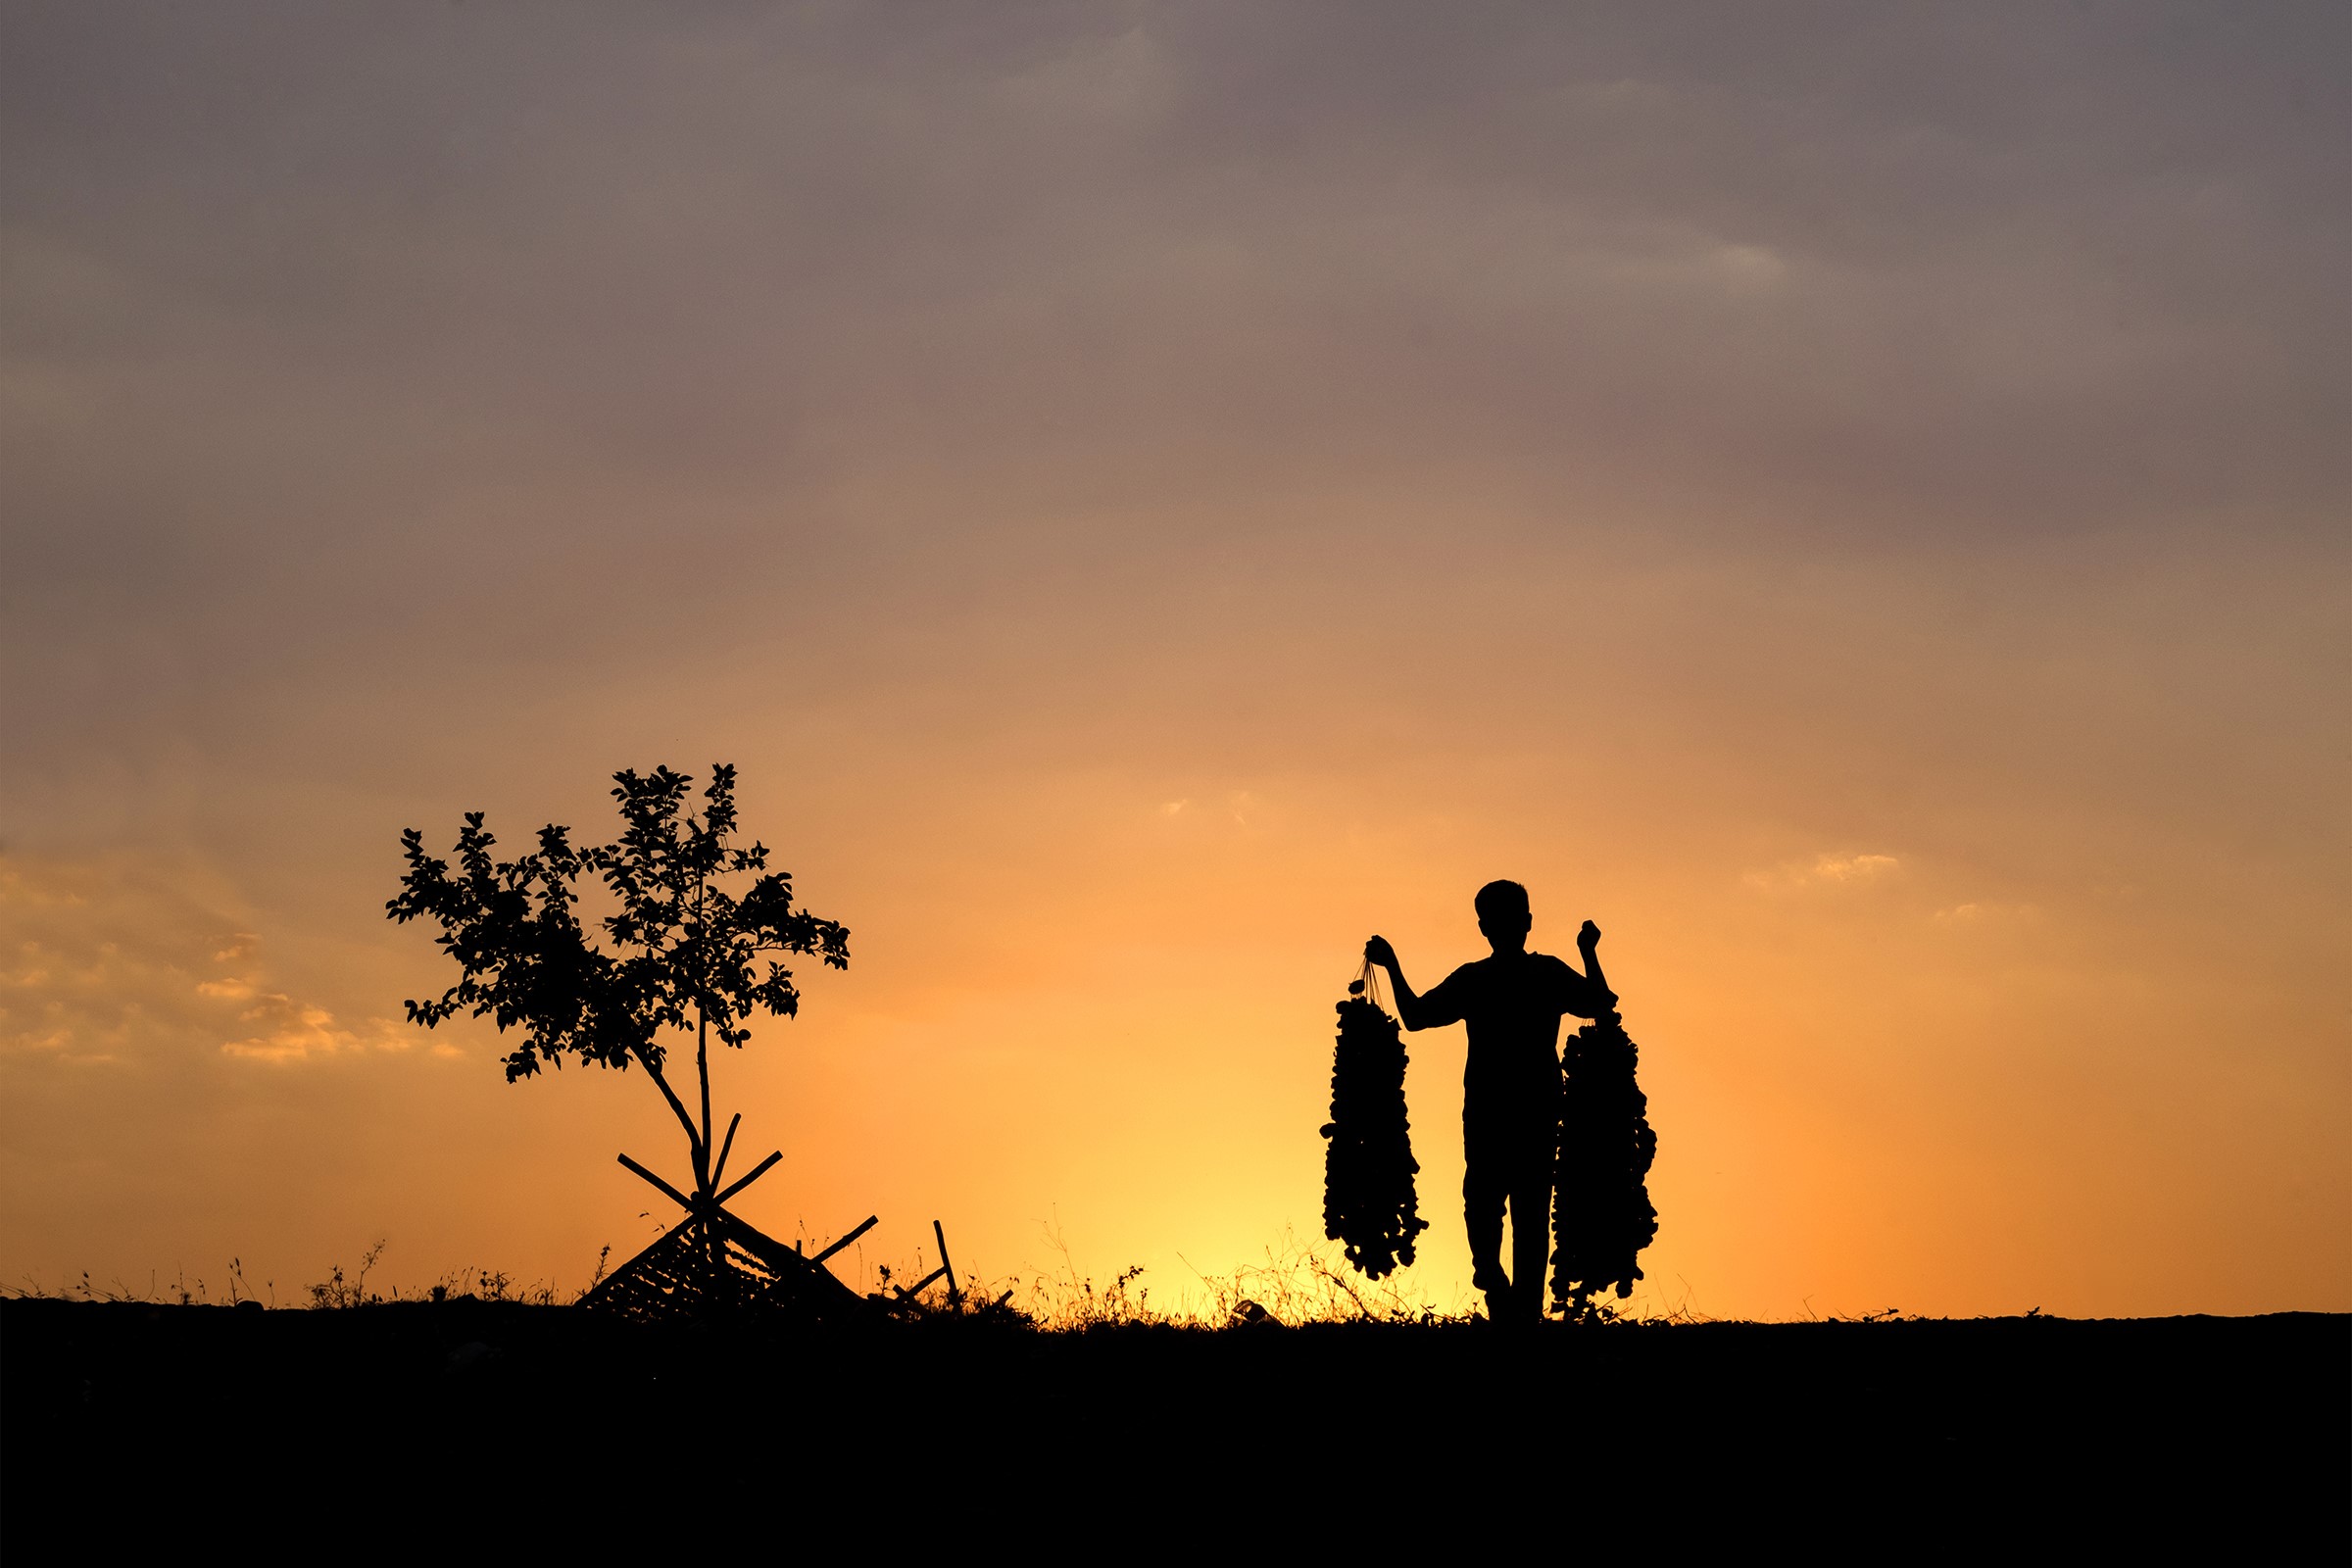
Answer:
[386,764,850,1209]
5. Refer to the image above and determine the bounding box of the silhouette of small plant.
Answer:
[307,1265,348,1308]
[576,1244,612,1301]
[1182,1229,1463,1326]
[307,1240,388,1308]
[1040,1264,1154,1328]
[387,763,849,1207]
[885,1270,1036,1328]
[998,1222,1465,1329]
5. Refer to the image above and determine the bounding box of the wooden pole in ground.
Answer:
[616,1152,695,1212]
[933,1219,958,1305]
[809,1215,878,1267]
[710,1112,742,1190]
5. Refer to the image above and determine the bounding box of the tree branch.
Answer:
[632,1042,705,1161]
[693,1008,712,1194]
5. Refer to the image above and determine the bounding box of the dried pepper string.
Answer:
[1320,966,1429,1279]
[1550,1008,1658,1313]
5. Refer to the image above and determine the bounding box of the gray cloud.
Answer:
[8,3,2343,547]
[2,2,2342,901]
[3,2,2345,957]
[3,6,2348,1310]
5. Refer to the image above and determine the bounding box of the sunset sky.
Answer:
[4,4,2346,1319]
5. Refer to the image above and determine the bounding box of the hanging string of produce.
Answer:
[1321,962,1429,1279]
[1550,1004,1658,1314]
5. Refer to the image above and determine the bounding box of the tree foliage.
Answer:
[386,764,849,1184]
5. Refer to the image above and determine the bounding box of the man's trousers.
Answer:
[1463,1104,1554,1319]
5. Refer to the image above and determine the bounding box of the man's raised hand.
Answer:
[1364,935,1398,969]
[1578,920,1602,952]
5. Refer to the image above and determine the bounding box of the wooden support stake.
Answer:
[898,1267,949,1297]
[710,1112,743,1191]
[809,1214,878,1266]
[616,1152,695,1212]
[713,1149,782,1206]
[932,1219,958,1303]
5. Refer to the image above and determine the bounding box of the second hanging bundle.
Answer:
[1550,1007,1659,1312]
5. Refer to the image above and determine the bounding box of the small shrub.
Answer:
[307,1240,387,1308]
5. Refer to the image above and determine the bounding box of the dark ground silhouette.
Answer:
[5,1299,2341,1550]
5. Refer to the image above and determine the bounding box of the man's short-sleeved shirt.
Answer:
[1417,951,1609,1103]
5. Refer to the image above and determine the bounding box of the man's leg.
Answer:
[1462,1152,1507,1312]
[1507,1161,1553,1322]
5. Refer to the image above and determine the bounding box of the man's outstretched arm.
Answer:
[1363,936,1456,1031]
[1574,920,1619,1014]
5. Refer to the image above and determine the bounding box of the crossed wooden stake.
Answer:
[604,1110,958,1315]
[901,1219,961,1307]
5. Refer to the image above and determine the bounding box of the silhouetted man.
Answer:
[1366,881,1613,1322]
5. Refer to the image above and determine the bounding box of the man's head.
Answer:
[1474,879,1532,955]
